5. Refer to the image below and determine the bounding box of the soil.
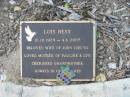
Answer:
[0,0,130,86]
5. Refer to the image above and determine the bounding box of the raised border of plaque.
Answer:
[20,21,96,81]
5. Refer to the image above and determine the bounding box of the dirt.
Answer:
[0,0,130,86]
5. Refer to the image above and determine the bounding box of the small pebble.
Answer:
[9,0,16,5]
[64,0,71,3]
[107,63,117,69]
[125,27,130,32]
[0,73,6,82]
[43,82,55,86]
[125,60,130,68]
[127,2,130,8]
[107,71,114,78]
[26,0,35,5]
[68,13,82,20]
[14,6,21,12]
[96,73,106,82]
[9,13,14,20]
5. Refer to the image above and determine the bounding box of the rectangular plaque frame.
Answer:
[20,21,96,81]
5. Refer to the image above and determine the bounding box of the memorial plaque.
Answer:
[20,21,96,81]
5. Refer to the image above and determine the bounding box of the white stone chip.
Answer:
[107,62,117,69]
[68,13,82,20]
[0,73,6,81]
[9,0,16,5]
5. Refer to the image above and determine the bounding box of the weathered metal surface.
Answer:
[21,21,96,81]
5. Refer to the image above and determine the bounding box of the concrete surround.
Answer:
[0,78,130,97]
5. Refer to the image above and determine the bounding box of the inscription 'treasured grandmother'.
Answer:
[21,21,96,81]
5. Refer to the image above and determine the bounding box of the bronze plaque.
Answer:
[20,21,96,81]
